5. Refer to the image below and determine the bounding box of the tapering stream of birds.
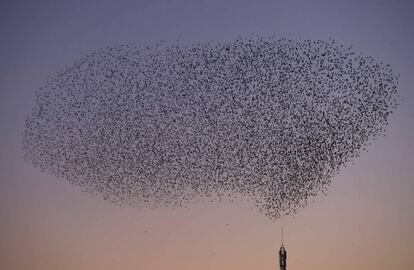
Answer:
[23,36,399,220]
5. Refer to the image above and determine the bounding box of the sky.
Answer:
[1,0,414,269]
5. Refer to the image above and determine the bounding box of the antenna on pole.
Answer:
[279,224,287,270]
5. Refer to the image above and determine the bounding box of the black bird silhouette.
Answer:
[23,36,399,220]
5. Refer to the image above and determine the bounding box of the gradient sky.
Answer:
[1,1,413,269]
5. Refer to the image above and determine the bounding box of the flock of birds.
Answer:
[23,36,399,220]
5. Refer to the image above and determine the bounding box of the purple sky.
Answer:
[1,1,413,269]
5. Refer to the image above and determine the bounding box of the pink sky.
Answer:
[1,1,413,269]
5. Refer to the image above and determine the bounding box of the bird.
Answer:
[22,35,399,221]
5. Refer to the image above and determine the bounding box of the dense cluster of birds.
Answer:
[23,36,399,220]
